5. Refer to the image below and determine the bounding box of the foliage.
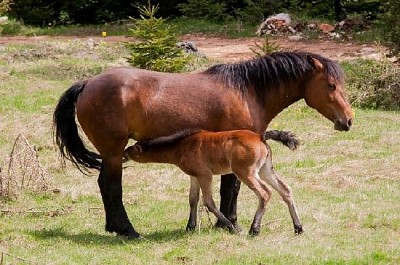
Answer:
[377,0,400,56]
[250,36,281,57]
[342,58,400,110]
[178,0,231,21]
[125,3,190,73]
[234,0,289,23]
[0,0,12,14]
[0,0,12,35]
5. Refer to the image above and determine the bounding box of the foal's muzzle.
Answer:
[334,118,353,131]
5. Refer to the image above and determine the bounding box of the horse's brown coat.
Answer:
[54,51,353,238]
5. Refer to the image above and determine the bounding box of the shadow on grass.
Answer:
[26,227,193,245]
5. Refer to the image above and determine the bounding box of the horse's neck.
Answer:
[264,83,303,124]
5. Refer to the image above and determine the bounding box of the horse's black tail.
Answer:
[53,80,102,172]
[263,130,300,151]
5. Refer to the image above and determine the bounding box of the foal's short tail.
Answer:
[263,130,300,151]
[53,80,102,172]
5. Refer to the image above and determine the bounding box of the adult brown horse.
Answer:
[54,51,353,239]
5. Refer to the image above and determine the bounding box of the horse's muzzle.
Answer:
[334,118,353,131]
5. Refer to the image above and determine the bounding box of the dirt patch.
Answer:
[0,34,384,62]
[181,34,385,62]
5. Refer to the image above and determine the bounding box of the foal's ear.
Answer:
[133,144,143,153]
[307,55,324,71]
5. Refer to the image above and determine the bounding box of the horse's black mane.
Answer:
[203,51,344,103]
[136,129,201,151]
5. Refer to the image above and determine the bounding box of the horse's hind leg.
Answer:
[186,176,200,232]
[198,174,237,233]
[259,152,303,234]
[98,155,141,239]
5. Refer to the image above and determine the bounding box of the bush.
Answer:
[178,0,232,21]
[250,36,281,57]
[0,0,12,14]
[378,0,400,56]
[342,59,400,110]
[125,3,191,73]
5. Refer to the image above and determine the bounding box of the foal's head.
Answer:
[303,55,354,131]
[124,144,147,162]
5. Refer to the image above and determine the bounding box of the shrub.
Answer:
[125,3,190,73]
[342,59,400,110]
[250,36,281,57]
[0,0,12,14]
[378,0,400,56]
[178,0,231,22]
[0,0,12,35]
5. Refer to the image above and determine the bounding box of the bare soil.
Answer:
[0,34,384,62]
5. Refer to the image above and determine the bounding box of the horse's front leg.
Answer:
[217,174,242,231]
[98,156,141,239]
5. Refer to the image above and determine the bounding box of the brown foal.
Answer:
[123,130,302,235]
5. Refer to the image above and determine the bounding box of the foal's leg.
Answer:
[236,172,272,236]
[98,155,141,239]
[198,174,237,233]
[186,176,200,232]
[217,174,242,231]
[259,153,303,234]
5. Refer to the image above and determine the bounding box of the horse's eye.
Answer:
[328,83,336,91]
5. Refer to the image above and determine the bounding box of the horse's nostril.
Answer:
[347,118,353,127]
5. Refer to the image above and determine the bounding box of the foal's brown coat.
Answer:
[123,130,302,235]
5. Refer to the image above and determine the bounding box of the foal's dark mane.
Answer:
[136,129,201,151]
[204,51,344,102]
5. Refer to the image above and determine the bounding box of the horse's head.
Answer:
[303,56,354,131]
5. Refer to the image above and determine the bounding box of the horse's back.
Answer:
[75,67,264,155]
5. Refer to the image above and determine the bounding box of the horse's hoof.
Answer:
[126,231,142,239]
[248,227,260,236]
[294,225,303,235]
[215,221,242,233]
[186,224,196,232]
[228,225,240,234]
[233,223,243,233]
[105,223,141,239]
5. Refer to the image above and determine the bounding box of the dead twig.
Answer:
[1,133,51,199]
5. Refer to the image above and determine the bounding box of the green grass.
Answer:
[0,39,399,265]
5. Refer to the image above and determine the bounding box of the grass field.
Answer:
[0,40,399,264]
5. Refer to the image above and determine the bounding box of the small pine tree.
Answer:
[250,36,281,57]
[125,3,190,73]
[0,0,12,14]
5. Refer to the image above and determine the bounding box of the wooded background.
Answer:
[6,0,391,26]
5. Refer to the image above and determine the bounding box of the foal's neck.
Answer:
[138,146,181,165]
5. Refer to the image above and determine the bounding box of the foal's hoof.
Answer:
[294,225,303,235]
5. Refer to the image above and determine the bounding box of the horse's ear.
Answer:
[307,55,324,71]
[133,144,143,153]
